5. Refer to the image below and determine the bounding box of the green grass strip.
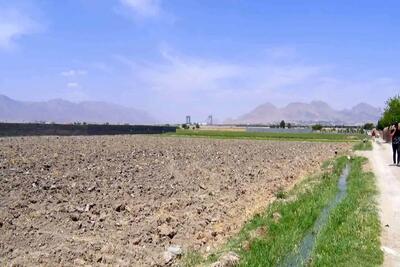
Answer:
[234,157,348,267]
[310,157,383,266]
[165,130,364,143]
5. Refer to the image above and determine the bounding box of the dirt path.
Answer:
[357,140,400,266]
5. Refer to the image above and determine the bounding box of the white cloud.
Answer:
[119,0,162,18]
[114,47,397,121]
[0,7,41,50]
[124,49,322,97]
[61,69,88,77]
[137,51,243,93]
[67,82,80,88]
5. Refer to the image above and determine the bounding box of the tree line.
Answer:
[377,95,400,130]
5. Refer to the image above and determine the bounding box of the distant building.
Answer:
[186,115,191,124]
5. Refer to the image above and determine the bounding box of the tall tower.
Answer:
[186,115,191,124]
[207,115,213,125]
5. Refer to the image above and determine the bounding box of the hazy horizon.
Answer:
[0,0,398,122]
[0,93,382,124]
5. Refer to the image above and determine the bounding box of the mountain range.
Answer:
[0,95,155,124]
[229,101,381,125]
[0,95,382,125]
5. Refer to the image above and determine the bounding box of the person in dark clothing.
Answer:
[390,123,400,165]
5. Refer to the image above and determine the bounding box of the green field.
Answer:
[167,129,365,142]
[181,156,382,266]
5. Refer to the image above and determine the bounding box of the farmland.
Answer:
[0,135,350,266]
[167,129,364,142]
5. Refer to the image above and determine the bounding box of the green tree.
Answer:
[379,95,400,128]
[377,119,384,130]
[280,120,286,128]
[312,124,323,131]
[287,123,292,129]
[363,123,374,130]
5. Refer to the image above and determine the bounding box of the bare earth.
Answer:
[0,135,349,266]
[358,140,400,267]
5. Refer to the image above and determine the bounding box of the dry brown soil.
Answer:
[0,135,350,266]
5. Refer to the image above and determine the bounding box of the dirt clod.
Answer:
[70,213,80,222]
[158,224,177,238]
[115,203,125,212]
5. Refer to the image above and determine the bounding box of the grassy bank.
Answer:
[166,129,364,142]
[310,157,382,266]
[181,156,382,266]
[353,140,373,151]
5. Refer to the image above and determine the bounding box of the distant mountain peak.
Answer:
[352,102,380,111]
[310,100,331,107]
[230,100,380,125]
[254,102,277,110]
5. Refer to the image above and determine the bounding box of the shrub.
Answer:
[312,124,323,131]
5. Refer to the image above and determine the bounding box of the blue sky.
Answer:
[0,0,398,122]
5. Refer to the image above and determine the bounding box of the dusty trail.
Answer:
[358,140,400,267]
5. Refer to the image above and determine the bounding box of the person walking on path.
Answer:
[390,123,400,165]
[372,128,377,142]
